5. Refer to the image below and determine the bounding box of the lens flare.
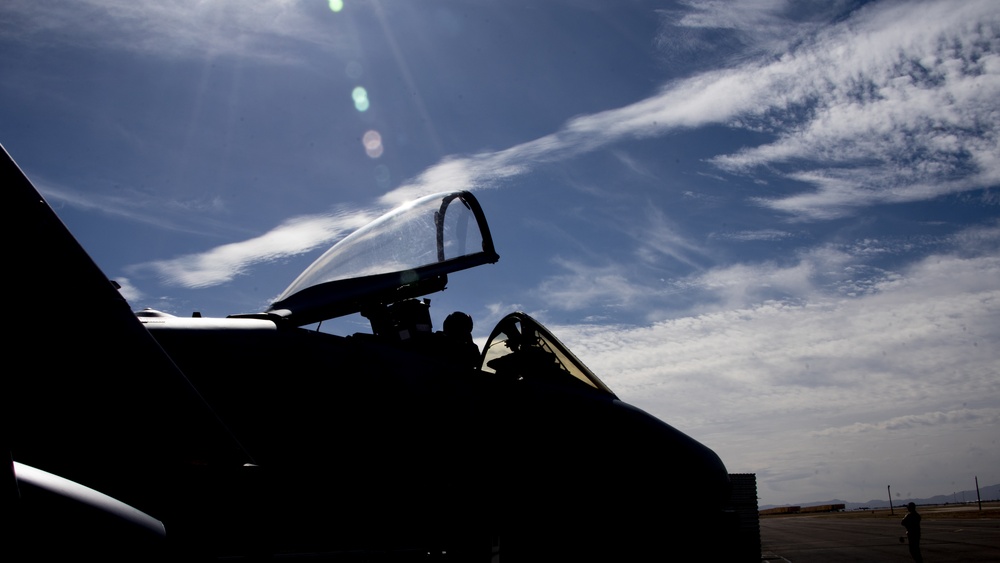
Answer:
[329,0,344,13]
[352,86,369,112]
[363,130,384,158]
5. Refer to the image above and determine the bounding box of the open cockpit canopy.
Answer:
[265,191,498,327]
[481,312,617,398]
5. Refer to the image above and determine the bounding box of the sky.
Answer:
[2,0,998,507]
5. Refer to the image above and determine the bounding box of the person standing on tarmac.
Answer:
[901,502,923,562]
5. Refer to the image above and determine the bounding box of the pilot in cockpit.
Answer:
[440,311,480,370]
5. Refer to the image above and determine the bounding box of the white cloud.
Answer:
[544,247,1000,504]
[113,276,143,303]
[131,208,376,288]
[697,259,817,306]
[711,1,1000,217]
[673,0,788,31]
[378,150,529,207]
[537,259,648,313]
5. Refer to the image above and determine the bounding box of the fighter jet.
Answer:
[4,143,745,560]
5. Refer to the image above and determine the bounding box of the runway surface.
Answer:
[760,508,1000,562]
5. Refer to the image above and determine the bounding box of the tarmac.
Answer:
[760,504,1000,562]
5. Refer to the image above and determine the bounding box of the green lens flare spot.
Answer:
[352,86,370,112]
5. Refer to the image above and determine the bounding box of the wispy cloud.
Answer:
[534,239,898,319]
[528,203,716,317]
[813,408,1000,436]
[537,258,650,314]
[130,207,377,288]
[709,229,796,242]
[113,276,143,303]
[38,178,237,237]
[0,0,346,62]
[632,204,711,270]
[381,0,1000,220]
[712,1,1000,217]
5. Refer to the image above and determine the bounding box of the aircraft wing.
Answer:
[2,144,252,550]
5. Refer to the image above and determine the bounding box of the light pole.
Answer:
[976,476,983,511]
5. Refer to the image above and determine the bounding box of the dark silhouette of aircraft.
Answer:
[3,143,742,560]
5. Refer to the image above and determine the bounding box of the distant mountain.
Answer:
[760,483,999,511]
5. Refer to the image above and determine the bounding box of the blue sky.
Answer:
[2,0,998,507]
